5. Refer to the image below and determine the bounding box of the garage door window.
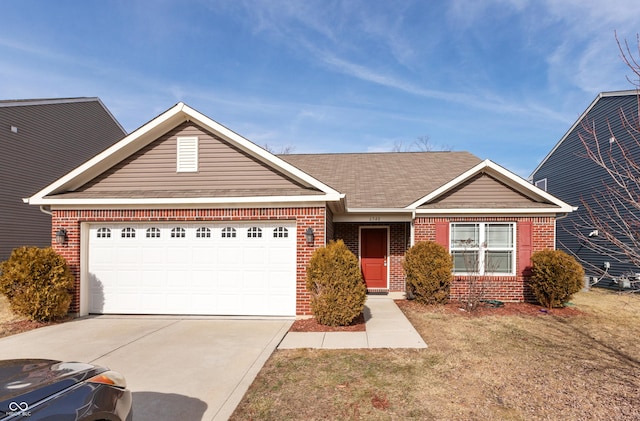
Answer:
[171,227,186,238]
[146,227,161,238]
[247,227,262,238]
[273,227,288,238]
[121,227,136,238]
[196,227,211,238]
[96,228,111,238]
[222,227,236,238]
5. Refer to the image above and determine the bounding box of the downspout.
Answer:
[410,210,416,246]
[405,209,417,299]
[39,205,53,216]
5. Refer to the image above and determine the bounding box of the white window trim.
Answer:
[450,222,515,276]
[176,136,198,172]
[535,178,547,192]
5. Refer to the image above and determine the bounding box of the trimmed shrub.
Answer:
[530,249,584,308]
[0,246,74,321]
[306,240,367,326]
[403,241,453,304]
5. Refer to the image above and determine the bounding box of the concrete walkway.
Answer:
[278,295,427,349]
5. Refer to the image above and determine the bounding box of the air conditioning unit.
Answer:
[619,278,631,289]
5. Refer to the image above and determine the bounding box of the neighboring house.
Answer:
[530,90,640,288]
[26,102,573,317]
[0,98,126,261]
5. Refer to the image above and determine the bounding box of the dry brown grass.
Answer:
[231,289,640,420]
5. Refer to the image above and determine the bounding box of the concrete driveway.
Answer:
[0,316,292,420]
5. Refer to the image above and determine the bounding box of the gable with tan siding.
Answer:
[420,173,552,209]
[72,122,319,197]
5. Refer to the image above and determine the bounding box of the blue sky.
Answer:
[1,0,639,177]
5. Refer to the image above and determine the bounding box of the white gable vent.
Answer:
[177,136,198,172]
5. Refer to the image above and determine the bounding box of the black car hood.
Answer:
[0,359,106,409]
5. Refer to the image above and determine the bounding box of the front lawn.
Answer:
[231,289,640,420]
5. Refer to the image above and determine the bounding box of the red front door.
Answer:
[361,228,388,289]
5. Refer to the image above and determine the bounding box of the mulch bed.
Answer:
[395,299,584,317]
[288,300,583,332]
[0,319,49,338]
[289,313,366,332]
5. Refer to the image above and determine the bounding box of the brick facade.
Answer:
[414,216,555,302]
[51,208,555,317]
[334,222,411,293]
[51,206,326,316]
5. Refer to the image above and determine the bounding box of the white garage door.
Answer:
[87,222,296,316]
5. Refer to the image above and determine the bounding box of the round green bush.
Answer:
[306,240,367,326]
[530,249,584,308]
[0,246,74,321]
[403,241,453,304]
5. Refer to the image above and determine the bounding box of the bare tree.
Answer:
[392,135,452,152]
[263,143,296,154]
[568,33,640,288]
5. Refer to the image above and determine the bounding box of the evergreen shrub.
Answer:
[403,241,452,304]
[0,246,74,321]
[530,249,584,308]
[306,240,367,326]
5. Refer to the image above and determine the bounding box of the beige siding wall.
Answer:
[78,122,309,192]
[428,173,536,206]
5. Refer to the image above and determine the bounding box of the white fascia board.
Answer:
[27,102,342,204]
[529,93,602,180]
[51,200,332,211]
[28,193,343,207]
[96,97,127,135]
[406,159,576,212]
[180,104,342,196]
[414,208,568,215]
[529,90,639,180]
[346,208,413,214]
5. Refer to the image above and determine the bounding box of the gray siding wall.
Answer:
[0,99,126,260]
[78,122,309,193]
[531,94,640,283]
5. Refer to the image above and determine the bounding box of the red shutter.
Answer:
[518,221,533,277]
[435,221,449,250]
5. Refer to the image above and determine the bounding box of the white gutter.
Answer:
[414,207,576,215]
[27,193,344,207]
[39,205,53,216]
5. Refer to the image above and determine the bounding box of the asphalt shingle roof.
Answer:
[280,151,482,209]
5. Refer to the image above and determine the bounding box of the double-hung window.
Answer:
[450,223,515,275]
